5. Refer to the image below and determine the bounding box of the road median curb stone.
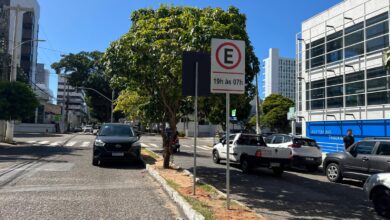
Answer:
[143,161,205,220]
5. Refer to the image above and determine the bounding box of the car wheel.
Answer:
[240,157,252,174]
[372,188,390,218]
[326,163,343,183]
[272,167,284,176]
[92,158,99,166]
[306,165,319,172]
[212,150,220,164]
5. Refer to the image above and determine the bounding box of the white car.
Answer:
[212,133,292,175]
[364,173,390,218]
[265,134,322,172]
[83,125,93,134]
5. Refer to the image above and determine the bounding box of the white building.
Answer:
[0,0,40,83]
[263,48,296,101]
[57,76,87,131]
[296,0,390,153]
[35,63,52,103]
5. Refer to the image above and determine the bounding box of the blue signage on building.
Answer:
[307,120,390,153]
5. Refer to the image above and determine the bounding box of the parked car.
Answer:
[92,123,141,166]
[364,173,390,218]
[83,125,93,134]
[265,134,322,172]
[324,137,390,183]
[212,133,292,175]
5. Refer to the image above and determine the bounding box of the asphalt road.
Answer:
[0,134,184,220]
[141,135,385,220]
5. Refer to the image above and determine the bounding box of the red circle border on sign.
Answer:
[216,42,242,70]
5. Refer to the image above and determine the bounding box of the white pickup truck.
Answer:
[212,133,293,175]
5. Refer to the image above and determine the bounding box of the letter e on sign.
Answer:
[211,39,245,94]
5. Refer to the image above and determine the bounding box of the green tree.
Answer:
[103,5,259,168]
[261,94,294,133]
[51,51,115,122]
[0,81,39,120]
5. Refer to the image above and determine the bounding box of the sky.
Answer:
[37,0,341,100]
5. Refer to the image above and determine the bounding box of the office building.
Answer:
[0,0,40,83]
[57,76,87,131]
[263,48,296,101]
[296,0,390,152]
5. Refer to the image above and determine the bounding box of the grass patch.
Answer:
[166,179,180,191]
[198,183,218,195]
[183,195,215,220]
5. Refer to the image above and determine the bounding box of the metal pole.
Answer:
[193,62,198,195]
[226,93,230,209]
[111,90,114,123]
[255,71,260,134]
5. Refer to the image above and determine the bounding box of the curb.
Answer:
[142,159,205,220]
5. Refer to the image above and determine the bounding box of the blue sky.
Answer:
[37,0,341,100]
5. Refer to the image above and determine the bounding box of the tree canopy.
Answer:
[103,5,260,167]
[51,51,115,122]
[261,94,294,133]
[0,81,39,120]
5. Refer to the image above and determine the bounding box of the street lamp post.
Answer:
[77,87,115,123]
[5,39,45,143]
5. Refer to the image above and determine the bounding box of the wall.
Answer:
[15,123,55,133]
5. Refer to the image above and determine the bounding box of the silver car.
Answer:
[364,173,390,218]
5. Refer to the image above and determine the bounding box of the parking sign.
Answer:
[210,39,245,94]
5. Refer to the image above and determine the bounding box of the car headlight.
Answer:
[94,139,105,147]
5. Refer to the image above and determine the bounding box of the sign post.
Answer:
[211,39,245,209]
[182,52,211,196]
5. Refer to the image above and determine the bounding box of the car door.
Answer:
[369,141,390,174]
[220,134,235,159]
[343,141,377,177]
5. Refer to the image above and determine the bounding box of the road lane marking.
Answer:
[26,141,36,144]
[182,144,191,148]
[80,141,90,147]
[49,141,62,146]
[65,141,76,147]
[201,145,212,149]
[37,141,50,145]
[149,143,159,148]
[197,146,211,151]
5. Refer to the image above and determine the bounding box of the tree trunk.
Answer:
[162,117,177,169]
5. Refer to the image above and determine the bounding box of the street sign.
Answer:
[182,52,211,97]
[210,39,245,94]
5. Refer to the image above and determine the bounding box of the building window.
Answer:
[367,67,387,79]
[345,43,364,59]
[327,97,343,108]
[366,35,389,53]
[327,75,343,86]
[345,30,364,46]
[327,85,343,97]
[311,79,325,89]
[367,91,389,105]
[346,71,364,82]
[366,21,388,40]
[346,94,365,107]
[367,78,388,92]
[311,99,325,110]
[311,88,325,99]
[346,81,365,95]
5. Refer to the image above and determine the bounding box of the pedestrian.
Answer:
[343,129,355,150]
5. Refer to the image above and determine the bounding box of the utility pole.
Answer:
[255,71,261,135]
[111,90,114,123]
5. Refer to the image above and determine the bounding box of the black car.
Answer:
[324,138,390,183]
[92,123,141,166]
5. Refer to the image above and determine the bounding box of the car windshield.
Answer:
[99,124,134,137]
[294,138,318,147]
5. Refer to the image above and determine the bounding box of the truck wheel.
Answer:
[212,150,220,164]
[326,163,343,183]
[240,157,252,174]
[372,188,390,218]
[272,167,284,176]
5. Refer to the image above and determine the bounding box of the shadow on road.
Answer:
[0,145,81,163]
[189,165,380,220]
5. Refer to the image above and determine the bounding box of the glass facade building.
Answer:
[296,0,390,153]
